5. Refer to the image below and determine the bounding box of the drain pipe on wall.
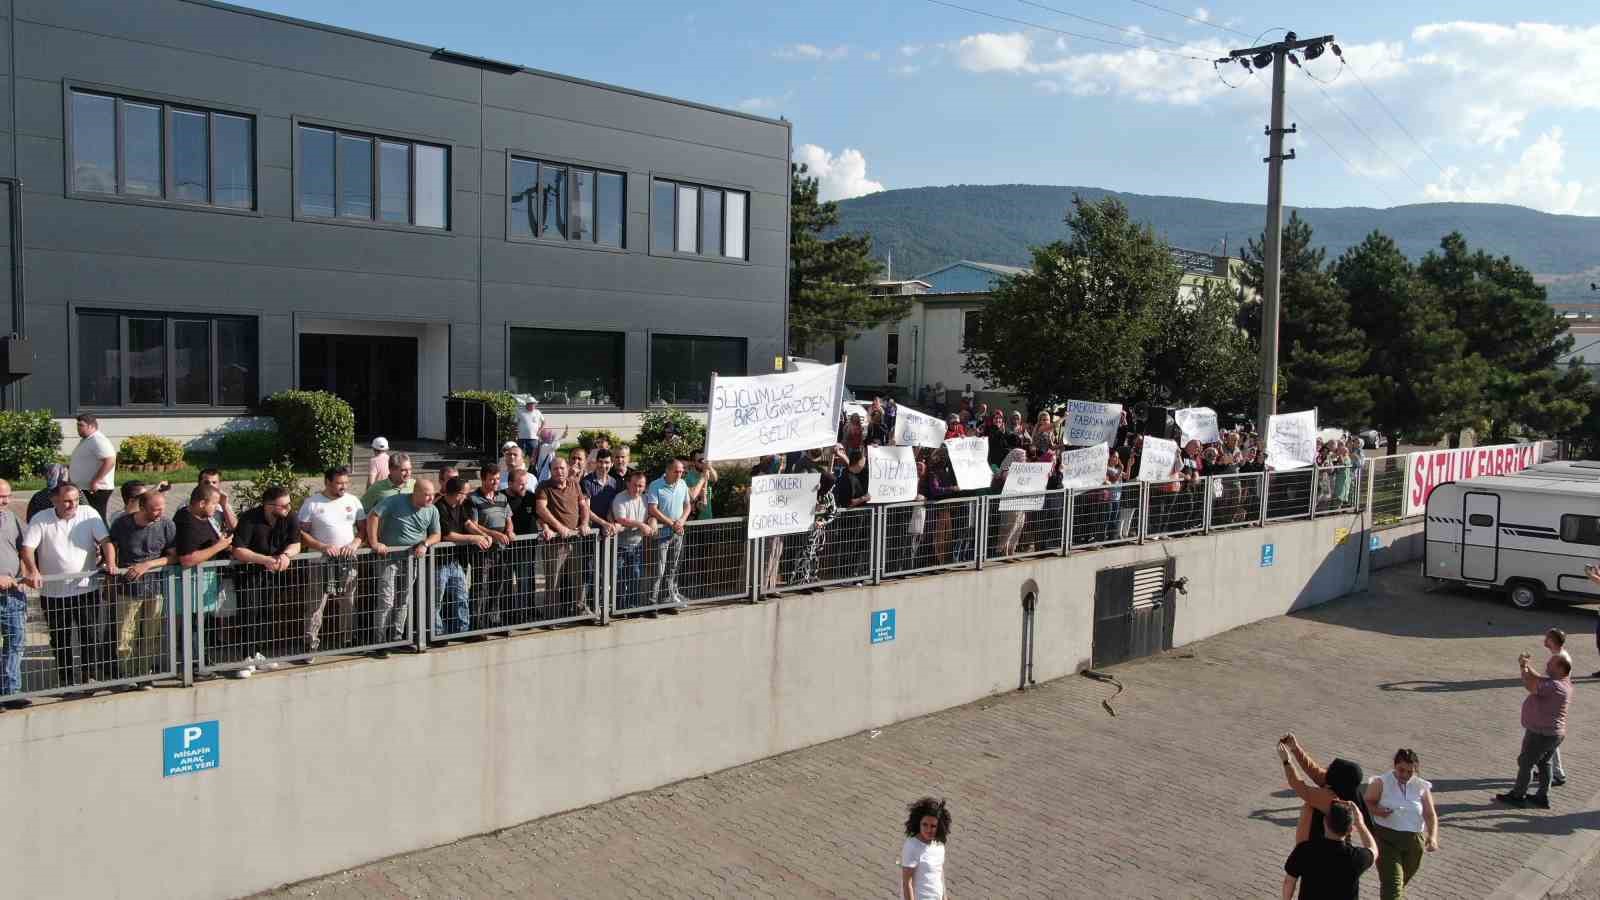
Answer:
[1019,578,1038,691]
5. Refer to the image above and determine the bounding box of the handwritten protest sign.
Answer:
[1266,410,1318,471]
[999,461,1052,512]
[1137,437,1179,482]
[868,445,918,503]
[1066,400,1122,446]
[893,405,946,448]
[944,437,992,491]
[747,473,820,539]
[1060,442,1108,490]
[1175,407,1219,445]
[705,364,846,461]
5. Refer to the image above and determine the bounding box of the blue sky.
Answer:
[239,0,1600,214]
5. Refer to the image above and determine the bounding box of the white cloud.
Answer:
[735,96,780,113]
[954,32,1033,73]
[1424,128,1589,214]
[899,44,922,57]
[1193,8,1210,23]
[795,144,885,201]
[892,64,921,77]
[774,43,849,62]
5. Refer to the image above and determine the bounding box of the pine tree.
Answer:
[1238,212,1371,426]
[787,164,899,356]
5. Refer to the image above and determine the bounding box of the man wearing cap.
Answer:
[367,437,391,491]
[516,398,544,459]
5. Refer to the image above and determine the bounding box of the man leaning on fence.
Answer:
[504,467,539,625]
[647,458,707,612]
[435,476,489,637]
[611,469,656,615]
[297,467,364,656]
[365,479,440,655]
[534,457,589,618]
[20,482,113,695]
[0,479,28,705]
[105,487,176,686]
[467,462,515,631]
[229,486,302,673]
[361,452,414,510]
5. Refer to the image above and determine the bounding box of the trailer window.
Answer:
[1560,515,1600,545]
[1468,514,1494,527]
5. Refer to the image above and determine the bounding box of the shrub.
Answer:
[710,463,751,518]
[0,409,63,478]
[635,406,707,477]
[234,457,314,513]
[119,434,184,467]
[213,430,284,466]
[577,428,627,452]
[451,390,518,449]
[264,390,354,470]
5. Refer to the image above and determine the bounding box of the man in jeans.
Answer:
[434,476,489,637]
[646,458,705,612]
[20,483,112,694]
[535,457,590,619]
[610,470,656,615]
[365,479,440,655]
[503,467,539,624]
[1497,650,1574,809]
[0,479,28,707]
[105,489,176,686]
[296,467,365,655]
[466,462,514,630]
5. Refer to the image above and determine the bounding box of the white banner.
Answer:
[1403,442,1543,517]
[1138,437,1179,483]
[999,461,1053,512]
[1065,400,1122,446]
[705,364,846,461]
[1060,442,1108,490]
[894,405,946,448]
[868,445,918,504]
[1266,410,1318,471]
[746,473,821,539]
[944,436,992,491]
[1175,407,1219,445]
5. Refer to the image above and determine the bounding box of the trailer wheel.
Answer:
[1508,581,1544,610]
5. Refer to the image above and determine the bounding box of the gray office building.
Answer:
[0,0,790,442]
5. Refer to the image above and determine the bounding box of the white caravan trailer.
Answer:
[1511,460,1600,482]
[1425,475,1600,609]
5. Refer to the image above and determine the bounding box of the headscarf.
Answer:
[999,447,1027,476]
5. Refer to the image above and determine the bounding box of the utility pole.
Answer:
[1218,32,1334,432]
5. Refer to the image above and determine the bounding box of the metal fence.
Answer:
[1264,469,1316,522]
[3,568,178,702]
[770,505,875,592]
[1146,483,1205,539]
[1368,454,1408,526]
[616,517,751,616]
[1069,482,1142,549]
[881,496,982,577]
[984,490,1065,561]
[425,532,604,640]
[1207,472,1261,531]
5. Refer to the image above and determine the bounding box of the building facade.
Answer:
[0,0,790,444]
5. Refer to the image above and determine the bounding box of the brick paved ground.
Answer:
[264,568,1600,900]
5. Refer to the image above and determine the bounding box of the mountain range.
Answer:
[831,185,1600,306]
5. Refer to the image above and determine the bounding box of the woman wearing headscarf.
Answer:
[994,448,1029,557]
[1278,733,1371,844]
[796,472,839,586]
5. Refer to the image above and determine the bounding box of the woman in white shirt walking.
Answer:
[900,797,950,900]
[1362,748,1439,900]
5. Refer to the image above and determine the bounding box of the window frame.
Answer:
[503,149,630,252]
[1560,514,1600,546]
[68,303,263,414]
[62,79,262,217]
[291,115,453,235]
[648,173,752,265]
[503,323,628,411]
[646,330,750,409]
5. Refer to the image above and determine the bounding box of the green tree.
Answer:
[1238,212,1372,426]
[788,164,897,356]
[963,196,1181,410]
[1420,232,1587,441]
[1142,279,1257,416]
[1333,231,1487,454]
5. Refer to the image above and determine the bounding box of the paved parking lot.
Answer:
[265,568,1600,899]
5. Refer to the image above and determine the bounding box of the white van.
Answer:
[1424,475,1600,609]
[1511,460,1600,482]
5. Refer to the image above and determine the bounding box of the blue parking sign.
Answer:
[871,609,896,644]
[1260,544,1276,567]
[163,720,219,777]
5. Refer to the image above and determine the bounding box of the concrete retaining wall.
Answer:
[0,513,1366,900]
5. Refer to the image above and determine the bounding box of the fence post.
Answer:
[1308,466,1318,519]
[180,567,194,686]
[599,532,613,624]
[975,496,988,570]
[1137,482,1149,543]
[1259,472,1269,526]
[1061,489,1073,556]
[871,506,883,586]
[414,552,429,652]
[1364,458,1376,515]
[1202,477,1214,534]
[749,538,761,603]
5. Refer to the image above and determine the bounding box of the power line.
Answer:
[1295,65,1426,192]
[1286,101,1404,207]
[1010,0,1191,48]
[1344,63,1450,179]
[918,0,1215,61]
[1121,0,1253,36]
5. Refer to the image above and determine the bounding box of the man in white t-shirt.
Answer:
[296,466,364,655]
[515,398,544,458]
[69,414,117,521]
[20,483,112,692]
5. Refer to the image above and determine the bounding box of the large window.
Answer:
[1561,514,1600,546]
[508,156,624,247]
[651,334,747,405]
[297,124,448,229]
[76,311,258,409]
[69,89,254,209]
[962,310,982,350]
[886,332,899,385]
[508,328,623,408]
[651,178,748,260]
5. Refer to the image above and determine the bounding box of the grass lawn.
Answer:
[7,452,322,491]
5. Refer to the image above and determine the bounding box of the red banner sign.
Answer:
[1404,443,1543,516]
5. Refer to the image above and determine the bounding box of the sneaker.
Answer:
[135,683,154,691]
[252,652,282,672]
[292,658,312,667]
[670,592,689,606]
[1494,792,1527,806]
[229,667,254,679]
[1528,794,1551,809]
[1553,776,1567,787]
